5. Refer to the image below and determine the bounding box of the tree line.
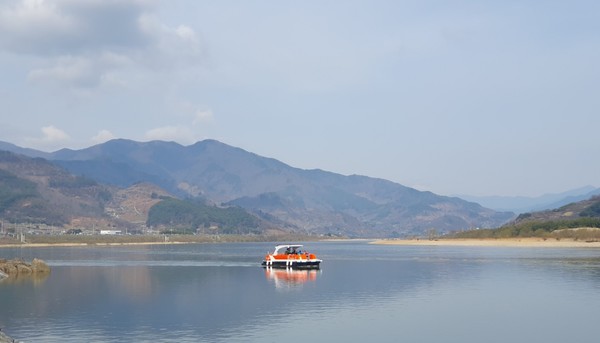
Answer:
[451,217,600,239]
[146,197,263,234]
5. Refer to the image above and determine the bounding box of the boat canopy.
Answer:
[273,245,304,255]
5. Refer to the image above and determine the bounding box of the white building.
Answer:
[100,230,122,235]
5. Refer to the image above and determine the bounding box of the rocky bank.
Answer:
[0,258,50,278]
[0,259,49,342]
[0,330,17,343]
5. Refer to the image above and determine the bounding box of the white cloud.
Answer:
[0,0,152,55]
[175,101,214,126]
[41,125,70,142]
[141,104,212,145]
[91,129,116,144]
[28,55,98,88]
[27,52,132,88]
[144,125,196,144]
[137,16,206,70]
[23,125,71,151]
[0,0,76,55]
[0,0,205,89]
[193,109,214,125]
[175,25,196,41]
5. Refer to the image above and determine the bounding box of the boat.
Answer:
[261,244,322,269]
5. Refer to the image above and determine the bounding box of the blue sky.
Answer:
[0,0,598,197]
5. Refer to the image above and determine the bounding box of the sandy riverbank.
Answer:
[371,238,600,248]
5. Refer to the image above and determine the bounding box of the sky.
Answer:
[0,0,599,197]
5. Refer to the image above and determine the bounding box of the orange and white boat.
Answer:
[261,244,322,269]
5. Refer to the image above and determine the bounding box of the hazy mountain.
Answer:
[451,194,600,240]
[0,141,51,159]
[510,195,600,225]
[1,139,514,237]
[458,186,600,213]
[540,187,600,212]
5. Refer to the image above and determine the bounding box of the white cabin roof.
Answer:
[273,244,304,254]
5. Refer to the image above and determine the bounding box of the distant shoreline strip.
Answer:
[0,241,192,248]
[3,238,600,249]
[370,238,600,248]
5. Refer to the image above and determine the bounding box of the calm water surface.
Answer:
[2,241,600,342]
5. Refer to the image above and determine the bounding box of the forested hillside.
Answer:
[147,198,265,234]
[451,196,600,240]
[1,139,516,237]
[0,150,268,235]
[0,151,113,226]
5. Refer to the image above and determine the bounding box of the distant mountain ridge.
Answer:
[451,195,600,240]
[458,186,600,213]
[0,139,514,237]
[0,141,51,159]
[0,150,267,234]
[511,195,600,225]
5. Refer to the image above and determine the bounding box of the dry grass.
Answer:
[547,227,600,242]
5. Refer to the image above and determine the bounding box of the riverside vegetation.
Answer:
[450,218,600,240]
[450,196,600,241]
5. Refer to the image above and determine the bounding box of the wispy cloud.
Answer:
[0,0,152,55]
[144,125,195,144]
[91,129,117,144]
[41,125,70,141]
[143,102,213,144]
[193,109,214,125]
[24,125,71,151]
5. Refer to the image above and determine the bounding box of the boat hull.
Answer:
[262,244,322,269]
[261,260,321,269]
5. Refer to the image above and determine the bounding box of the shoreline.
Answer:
[3,237,600,249]
[370,238,600,248]
[0,241,194,248]
[0,233,325,249]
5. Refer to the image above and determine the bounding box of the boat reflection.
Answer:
[265,268,320,290]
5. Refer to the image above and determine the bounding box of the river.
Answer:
[2,241,600,342]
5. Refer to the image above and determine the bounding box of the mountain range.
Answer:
[458,186,600,213]
[1,139,515,237]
